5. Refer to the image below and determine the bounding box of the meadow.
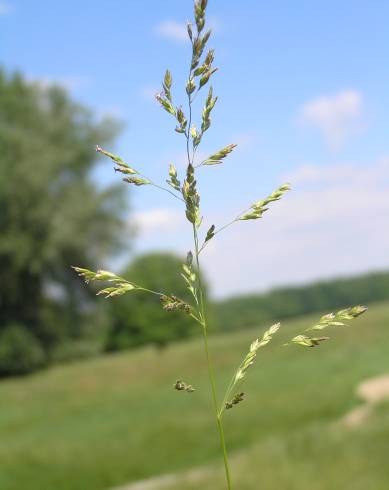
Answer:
[0,302,388,490]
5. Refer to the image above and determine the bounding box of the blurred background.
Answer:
[1,0,388,489]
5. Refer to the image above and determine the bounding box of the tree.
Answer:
[0,69,129,374]
[105,253,209,351]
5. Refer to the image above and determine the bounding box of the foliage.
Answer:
[0,324,46,376]
[0,68,129,372]
[103,253,209,351]
[73,1,367,488]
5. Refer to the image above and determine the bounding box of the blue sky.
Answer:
[2,0,389,297]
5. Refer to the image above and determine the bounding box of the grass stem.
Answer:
[193,223,232,489]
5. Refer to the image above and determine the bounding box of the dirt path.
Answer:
[110,466,214,490]
[341,373,389,428]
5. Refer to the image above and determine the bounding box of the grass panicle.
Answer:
[73,2,368,488]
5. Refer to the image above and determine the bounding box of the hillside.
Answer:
[0,302,388,490]
[215,270,389,331]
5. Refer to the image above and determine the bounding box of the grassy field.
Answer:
[0,302,388,490]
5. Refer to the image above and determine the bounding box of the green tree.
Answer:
[0,69,129,374]
[105,253,209,350]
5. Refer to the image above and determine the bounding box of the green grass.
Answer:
[0,302,388,490]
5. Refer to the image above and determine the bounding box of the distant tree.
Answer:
[0,69,129,374]
[105,253,210,351]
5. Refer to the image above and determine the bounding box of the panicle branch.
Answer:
[96,145,183,200]
[181,251,199,306]
[220,323,280,415]
[72,266,195,321]
[182,163,202,227]
[233,323,281,385]
[96,145,138,175]
[286,305,368,347]
[200,144,237,166]
[71,267,137,298]
[240,183,291,220]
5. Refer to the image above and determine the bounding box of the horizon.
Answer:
[214,267,388,301]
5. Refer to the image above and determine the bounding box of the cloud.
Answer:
[132,159,389,298]
[133,208,184,234]
[299,90,365,149]
[200,158,389,297]
[284,160,389,187]
[155,20,188,42]
[0,1,11,15]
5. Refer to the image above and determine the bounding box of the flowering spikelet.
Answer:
[233,323,280,384]
[202,144,237,166]
[240,183,291,220]
[72,267,137,298]
[225,392,245,410]
[96,145,138,175]
[288,305,368,347]
[160,295,192,315]
[174,380,195,393]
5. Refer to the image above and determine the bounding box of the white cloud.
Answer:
[299,90,365,149]
[285,160,389,188]
[155,20,188,42]
[134,208,184,234]
[201,159,389,297]
[132,159,389,298]
[0,1,11,15]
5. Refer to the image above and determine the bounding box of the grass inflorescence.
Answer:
[73,2,367,488]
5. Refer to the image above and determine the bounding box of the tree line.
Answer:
[214,270,389,332]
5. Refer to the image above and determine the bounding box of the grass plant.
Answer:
[73,2,367,487]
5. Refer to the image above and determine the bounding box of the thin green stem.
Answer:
[198,200,258,255]
[220,373,238,416]
[143,178,184,203]
[217,414,232,488]
[192,224,232,490]
[137,286,165,296]
[219,355,246,416]
[151,183,183,202]
[198,218,239,254]
[186,97,193,165]
[140,286,201,323]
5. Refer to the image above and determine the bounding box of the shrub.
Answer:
[0,324,46,377]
